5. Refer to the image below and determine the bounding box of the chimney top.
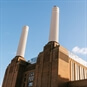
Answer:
[54,5,57,7]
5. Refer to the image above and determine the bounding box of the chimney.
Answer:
[16,26,29,57]
[49,6,59,43]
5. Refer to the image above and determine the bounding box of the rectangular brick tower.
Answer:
[33,41,69,87]
[2,56,27,87]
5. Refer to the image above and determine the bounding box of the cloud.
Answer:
[72,46,87,55]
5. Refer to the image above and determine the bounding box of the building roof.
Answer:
[68,51,87,67]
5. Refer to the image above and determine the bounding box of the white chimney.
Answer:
[49,6,59,42]
[16,26,29,57]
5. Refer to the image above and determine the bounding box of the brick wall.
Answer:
[68,79,87,87]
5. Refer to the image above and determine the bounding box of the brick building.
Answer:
[2,6,87,87]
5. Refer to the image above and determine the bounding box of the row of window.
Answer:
[28,72,34,87]
[22,72,34,87]
[70,61,87,81]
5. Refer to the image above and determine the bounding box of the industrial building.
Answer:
[2,6,87,87]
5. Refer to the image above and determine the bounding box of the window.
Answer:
[29,72,34,77]
[29,76,34,81]
[28,72,34,87]
[29,72,34,81]
[23,83,25,87]
[28,82,33,87]
[24,78,26,81]
[25,74,27,76]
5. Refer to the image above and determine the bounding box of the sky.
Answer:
[0,0,87,86]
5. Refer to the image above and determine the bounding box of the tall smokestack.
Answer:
[49,6,59,42]
[16,26,29,57]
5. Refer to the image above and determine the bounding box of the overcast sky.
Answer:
[0,0,87,86]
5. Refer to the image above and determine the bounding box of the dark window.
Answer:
[24,78,26,81]
[25,74,27,76]
[23,83,25,87]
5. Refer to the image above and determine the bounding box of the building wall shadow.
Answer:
[58,75,69,87]
[57,75,87,87]
[67,79,87,87]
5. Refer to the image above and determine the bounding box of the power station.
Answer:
[2,6,87,87]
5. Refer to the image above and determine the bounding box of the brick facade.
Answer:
[2,41,87,87]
